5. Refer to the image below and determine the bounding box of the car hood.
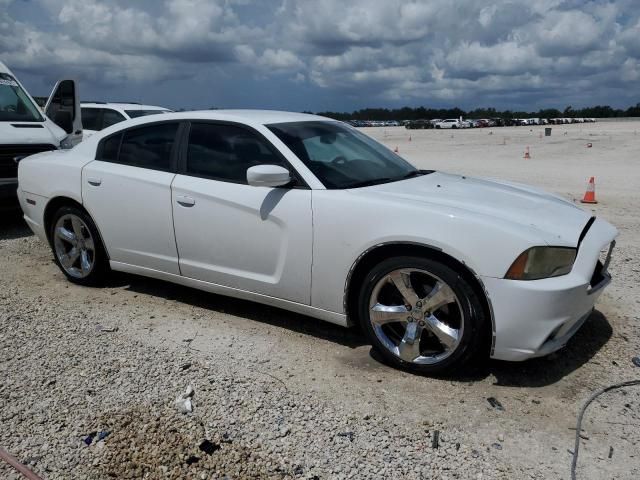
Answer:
[0,121,63,145]
[355,172,591,246]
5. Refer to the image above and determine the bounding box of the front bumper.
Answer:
[485,217,617,361]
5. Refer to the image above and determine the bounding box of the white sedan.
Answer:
[17,110,617,374]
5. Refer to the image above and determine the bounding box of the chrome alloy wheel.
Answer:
[368,268,464,364]
[53,214,96,279]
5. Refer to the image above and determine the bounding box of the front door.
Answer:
[171,122,312,304]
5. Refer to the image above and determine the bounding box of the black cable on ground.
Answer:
[571,379,640,480]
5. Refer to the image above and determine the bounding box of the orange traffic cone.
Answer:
[524,146,531,159]
[580,177,597,204]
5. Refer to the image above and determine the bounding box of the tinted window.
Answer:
[118,123,178,170]
[187,123,282,183]
[100,133,122,161]
[81,108,101,131]
[102,109,126,128]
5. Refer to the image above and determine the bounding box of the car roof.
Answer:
[81,102,170,111]
[101,109,331,127]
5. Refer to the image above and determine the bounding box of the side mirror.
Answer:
[53,110,73,134]
[247,165,291,187]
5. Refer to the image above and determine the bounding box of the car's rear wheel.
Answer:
[358,256,487,375]
[49,206,109,286]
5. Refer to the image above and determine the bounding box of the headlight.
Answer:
[60,136,74,149]
[505,246,576,280]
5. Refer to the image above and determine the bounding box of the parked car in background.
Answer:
[1,61,82,204]
[405,119,432,129]
[81,102,171,137]
[435,119,462,129]
[17,109,617,374]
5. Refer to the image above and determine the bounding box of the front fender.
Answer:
[310,190,546,314]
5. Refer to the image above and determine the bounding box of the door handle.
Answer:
[87,177,102,186]
[176,195,195,207]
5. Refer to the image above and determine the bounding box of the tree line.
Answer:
[310,103,640,121]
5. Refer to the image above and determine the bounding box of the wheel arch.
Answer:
[43,196,110,259]
[344,241,495,355]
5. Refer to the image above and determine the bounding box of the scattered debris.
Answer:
[632,357,640,368]
[487,397,504,411]
[492,443,503,450]
[185,455,200,465]
[181,362,192,371]
[198,439,220,455]
[337,431,355,442]
[431,430,440,449]
[175,385,195,414]
[608,446,614,459]
[98,431,110,441]
[83,432,97,446]
[96,325,118,333]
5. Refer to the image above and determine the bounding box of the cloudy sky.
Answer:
[1,0,638,112]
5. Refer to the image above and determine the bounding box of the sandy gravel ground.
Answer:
[1,121,639,479]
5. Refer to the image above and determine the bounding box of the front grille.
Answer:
[0,144,57,179]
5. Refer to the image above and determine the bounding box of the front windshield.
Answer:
[267,121,422,189]
[125,109,171,119]
[0,73,43,122]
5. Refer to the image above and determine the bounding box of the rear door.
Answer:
[82,121,182,274]
[171,121,313,303]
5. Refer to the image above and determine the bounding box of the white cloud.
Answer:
[1,0,639,109]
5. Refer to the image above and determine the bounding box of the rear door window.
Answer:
[118,123,179,171]
[81,108,101,131]
[102,109,126,129]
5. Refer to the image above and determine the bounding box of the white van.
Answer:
[1,61,82,202]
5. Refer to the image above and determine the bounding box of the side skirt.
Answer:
[110,261,349,327]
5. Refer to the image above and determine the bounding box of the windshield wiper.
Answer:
[399,170,425,180]
[344,177,394,189]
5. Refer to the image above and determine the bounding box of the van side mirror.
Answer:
[246,165,292,187]
[53,110,73,134]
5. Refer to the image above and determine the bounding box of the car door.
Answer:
[45,80,83,146]
[171,121,312,304]
[82,121,182,274]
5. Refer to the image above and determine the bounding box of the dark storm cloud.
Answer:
[1,0,638,111]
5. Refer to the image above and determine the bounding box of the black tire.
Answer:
[357,256,488,375]
[49,205,110,286]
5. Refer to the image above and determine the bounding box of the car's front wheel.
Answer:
[49,205,110,286]
[358,256,487,375]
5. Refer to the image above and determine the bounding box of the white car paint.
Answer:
[17,110,617,362]
[435,119,461,129]
[1,61,81,200]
